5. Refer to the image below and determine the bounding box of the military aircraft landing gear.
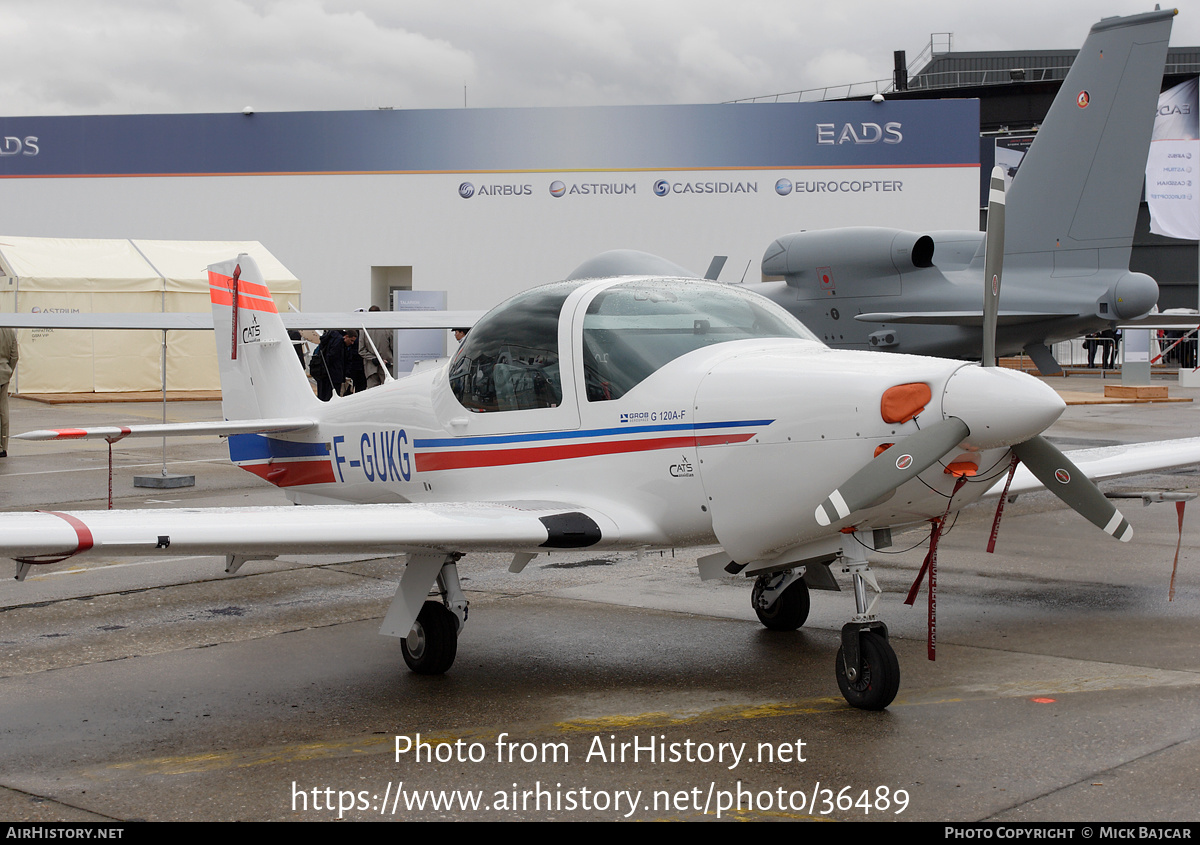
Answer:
[752,569,810,630]
[835,543,899,710]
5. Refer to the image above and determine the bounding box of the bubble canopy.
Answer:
[448,278,818,412]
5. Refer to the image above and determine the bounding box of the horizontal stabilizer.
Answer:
[855,311,1072,326]
[16,418,316,442]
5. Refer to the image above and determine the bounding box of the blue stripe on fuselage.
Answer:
[413,419,773,450]
[228,433,329,462]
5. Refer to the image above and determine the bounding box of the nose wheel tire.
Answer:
[401,601,459,675]
[752,576,810,631]
[835,631,899,710]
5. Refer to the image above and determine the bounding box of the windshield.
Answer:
[582,279,817,401]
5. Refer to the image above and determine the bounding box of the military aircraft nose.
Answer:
[940,365,1065,450]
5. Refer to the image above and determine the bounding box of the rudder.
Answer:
[1005,10,1175,268]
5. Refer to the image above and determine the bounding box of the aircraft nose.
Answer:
[940,365,1065,450]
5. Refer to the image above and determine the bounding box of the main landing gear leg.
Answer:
[381,552,468,676]
[835,542,899,711]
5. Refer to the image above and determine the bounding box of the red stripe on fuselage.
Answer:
[415,431,755,472]
[239,461,336,487]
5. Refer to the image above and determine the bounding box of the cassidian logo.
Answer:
[549,181,566,197]
[1077,91,1090,108]
[653,179,757,196]
[775,178,793,196]
[458,182,475,199]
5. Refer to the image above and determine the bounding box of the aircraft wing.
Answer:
[855,311,1073,326]
[15,418,316,442]
[0,500,608,566]
[988,437,1200,498]
[0,311,484,330]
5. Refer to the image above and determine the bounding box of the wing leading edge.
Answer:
[1,501,611,576]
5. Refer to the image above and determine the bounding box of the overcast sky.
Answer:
[1,1,1195,116]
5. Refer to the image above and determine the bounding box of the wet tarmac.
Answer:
[0,382,1198,822]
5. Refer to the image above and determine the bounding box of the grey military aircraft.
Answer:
[749,9,1174,375]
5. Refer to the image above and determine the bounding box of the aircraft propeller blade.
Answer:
[1010,435,1133,542]
[982,165,1006,367]
[815,417,971,526]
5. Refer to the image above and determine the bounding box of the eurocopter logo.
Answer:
[459,181,532,198]
[775,178,793,196]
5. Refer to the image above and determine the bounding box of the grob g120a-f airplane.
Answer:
[3,238,1198,710]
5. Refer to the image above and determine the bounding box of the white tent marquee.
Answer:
[0,238,300,393]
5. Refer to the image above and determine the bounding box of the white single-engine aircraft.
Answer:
[3,236,1200,709]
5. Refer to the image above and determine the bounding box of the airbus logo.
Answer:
[459,182,533,198]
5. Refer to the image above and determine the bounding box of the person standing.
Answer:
[361,305,394,389]
[0,327,17,458]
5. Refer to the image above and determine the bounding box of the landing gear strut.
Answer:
[835,543,899,710]
[382,554,469,676]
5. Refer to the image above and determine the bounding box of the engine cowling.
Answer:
[762,227,935,286]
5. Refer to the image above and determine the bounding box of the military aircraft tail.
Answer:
[1004,9,1174,271]
[208,254,319,422]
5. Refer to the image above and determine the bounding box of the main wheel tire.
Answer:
[753,576,810,631]
[835,631,900,710]
[401,601,459,675]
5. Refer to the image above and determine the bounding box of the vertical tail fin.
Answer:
[1005,10,1175,270]
[208,254,317,421]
